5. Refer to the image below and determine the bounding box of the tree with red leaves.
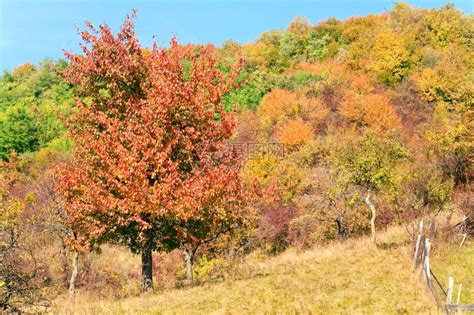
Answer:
[56,12,251,290]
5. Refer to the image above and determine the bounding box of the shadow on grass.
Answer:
[173,270,278,291]
[376,241,405,250]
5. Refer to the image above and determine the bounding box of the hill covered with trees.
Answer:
[0,3,472,312]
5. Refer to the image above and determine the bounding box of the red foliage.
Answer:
[255,202,298,253]
[55,13,248,254]
[388,80,433,137]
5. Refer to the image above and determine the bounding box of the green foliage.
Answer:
[287,140,322,168]
[0,106,40,159]
[0,59,74,160]
[221,71,271,112]
[278,32,305,66]
[331,132,410,192]
[307,18,344,61]
[277,71,323,91]
[425,176,454,210]
[181,59,192,81]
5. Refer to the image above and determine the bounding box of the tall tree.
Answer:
[330,132,409,244]
[56,13,245,290]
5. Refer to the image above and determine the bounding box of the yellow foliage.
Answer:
[0,198,24,228]
[414,46,474,106]
[343,14,387,44]
[287,16,311,35]
[241,152,280,186]
[0,158,24,228]
[416,5,472,48]
[243,31,281,68]
[344,15,388,71]
[366,31,413,85]
[294,61,348,79]
[272,161,305,202]
[425,104,473,184]
[292,62,330,76]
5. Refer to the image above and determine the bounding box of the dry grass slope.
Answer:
[55,226,474,314]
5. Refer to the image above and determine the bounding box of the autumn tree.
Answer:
[256,88,327,135]
[366,30,413,86]
[56,13,248,290]
[330,132,409,244]
[340,91,402,135]
[169,162,256,283]
[0,154,50,311]
[276,118,314,150]
[425,105,473,185]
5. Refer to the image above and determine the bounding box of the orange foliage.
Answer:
[57,16,249,257]
[257,88,329,135]
[276,118,314,149]
[349,74,373,94]
[298,97,329,130]
[340,91,402,134]
[12,63,36,77]
[257,89,299,131]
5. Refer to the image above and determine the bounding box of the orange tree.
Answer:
[56,13,250,290]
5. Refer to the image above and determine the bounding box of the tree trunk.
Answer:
[141,232,153,291]
[336,216,347,241]
[365,191,377,244]
[68,250,78,299]
[60,238,68,282]
[183,247,194,284]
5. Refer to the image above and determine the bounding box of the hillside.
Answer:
[1,2,473,313]
[53,227,473,314]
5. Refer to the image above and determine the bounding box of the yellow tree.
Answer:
[367,30,413,85]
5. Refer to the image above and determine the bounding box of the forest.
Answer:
[0,2,473,313]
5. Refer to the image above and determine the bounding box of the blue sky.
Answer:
[0,0,472,71]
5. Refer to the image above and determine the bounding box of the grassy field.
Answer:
[431,239,474,305]
[53,226,473,314]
